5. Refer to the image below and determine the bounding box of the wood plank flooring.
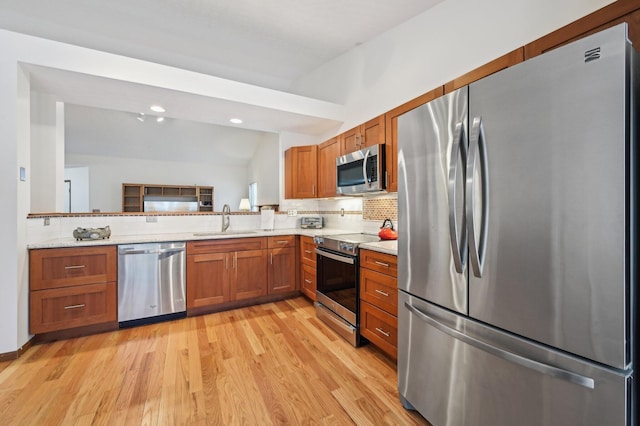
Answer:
[0,297,430,425]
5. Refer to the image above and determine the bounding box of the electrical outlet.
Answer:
[43,217,50,226]
[287,209,297,217]
[146,216,158,223]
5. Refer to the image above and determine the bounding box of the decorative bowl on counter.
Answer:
[73,226,111,241]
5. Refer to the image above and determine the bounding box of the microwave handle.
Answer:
[362,149,371,188]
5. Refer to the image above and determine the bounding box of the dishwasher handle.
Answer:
[119,247,185,256]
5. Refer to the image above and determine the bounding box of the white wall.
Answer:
[30,92,64,212]
[59,104,279,212]
[64,166,90,212]
[66,153,248,212]
[247,133,280,205]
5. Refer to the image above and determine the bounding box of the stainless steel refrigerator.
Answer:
[397,24,637,426]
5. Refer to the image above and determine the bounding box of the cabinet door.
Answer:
[284,146,317,199]
[360,268,398,316]
[360,301,397,360]
[30,282,117,334]
[186,252,230,308]
[317,136,341,198]
[231,249,268,300]
[30,246,117,290]
[300,236,317,267]
[341,126,360,154]
[301,263,317,301]
[268,247,297,294]
[360,115,385,148]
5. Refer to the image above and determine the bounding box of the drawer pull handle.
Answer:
[64,265,86,270]
[64,304,86,310]
[276,240,289,244]
[374,261,390,267]
[304,279,312,284]
[304,250,313,254]
[375,327,390,337]
[375,289,390,297]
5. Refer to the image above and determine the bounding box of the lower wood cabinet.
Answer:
[301,263,317,301]
[186,236,298,314]
[29,245,117,335]
[268,235,297,294]
[231,249,268,301]
[186,252,230,308]
[359,249,398,360]
[30,283,117,334]
[299,236,317,301]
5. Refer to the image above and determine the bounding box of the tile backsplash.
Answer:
[362,197,397,221]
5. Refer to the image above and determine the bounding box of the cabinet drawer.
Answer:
[360,301,398,360]
[30,282,117,334]
[300,236,317,266]
[360,268,398,316]
[187,237,267,255]
[301,263,317,301]
[267,235,296,248]
[30,246,117,290]
[360,249,397,277]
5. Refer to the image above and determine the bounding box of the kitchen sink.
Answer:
[192,230,257,237]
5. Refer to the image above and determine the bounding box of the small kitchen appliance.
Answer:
[300,216,323,229]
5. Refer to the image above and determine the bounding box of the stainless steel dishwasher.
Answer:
[117,242,186,326]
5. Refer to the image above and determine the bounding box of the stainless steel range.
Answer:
[313,233,380,346]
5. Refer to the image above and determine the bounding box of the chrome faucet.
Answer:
[221,204,231,232]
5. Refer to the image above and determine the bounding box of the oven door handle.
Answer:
[315,248,355,265]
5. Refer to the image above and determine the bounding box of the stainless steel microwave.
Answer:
[336,144,385,195]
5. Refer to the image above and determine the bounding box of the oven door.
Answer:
[315,247,362,346]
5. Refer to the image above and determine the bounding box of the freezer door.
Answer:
[467,25,633,368]
[398,292,632,426]
[398,88,469,315]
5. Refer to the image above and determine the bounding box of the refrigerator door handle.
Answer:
[404,302,595,389]
[448,121,468,273]
[466,116,490,277]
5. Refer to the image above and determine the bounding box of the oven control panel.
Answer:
[339,242,355,253]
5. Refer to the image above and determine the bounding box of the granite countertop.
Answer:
[29,228,379,248]
[29,228,398,256]
[359,240,398,256]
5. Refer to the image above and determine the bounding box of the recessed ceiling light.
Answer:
[230,118,243,124]
[150,105,165,113]
[156,116,165,123]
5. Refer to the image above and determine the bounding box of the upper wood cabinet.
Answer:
[524,0,640,58]
[340,114,386,154]
[443,48,524,94]
[317,136,341,198]
[284,145,318,199]
[384,87,444,192]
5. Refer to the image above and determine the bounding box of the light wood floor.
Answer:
[0,297,430,425]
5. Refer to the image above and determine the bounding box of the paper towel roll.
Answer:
[260,209,275,230]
